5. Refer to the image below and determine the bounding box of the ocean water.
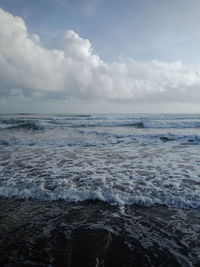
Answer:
[0,113,200,209]
[0,113,200,266]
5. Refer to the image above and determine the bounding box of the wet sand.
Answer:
[0,200,200,266]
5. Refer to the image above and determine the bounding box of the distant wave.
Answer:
[0,119,44,130]
[8,121,44,130]
[1,115,200,129]
[142,120,200,129]
[35,119,200,129]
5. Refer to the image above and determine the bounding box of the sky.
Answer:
[1,0,200,113]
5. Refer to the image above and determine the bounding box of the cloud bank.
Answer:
[1,8,200,110]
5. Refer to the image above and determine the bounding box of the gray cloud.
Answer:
[1,8,200,109]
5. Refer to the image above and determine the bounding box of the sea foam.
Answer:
[0,113,200,209]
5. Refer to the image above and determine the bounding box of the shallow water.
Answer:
[0,114,200,266]
[0,200,200,266]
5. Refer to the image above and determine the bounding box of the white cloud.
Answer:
[1,7,200,111]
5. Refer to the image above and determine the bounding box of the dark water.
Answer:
[0,200,200,266]
[0,114,200,266]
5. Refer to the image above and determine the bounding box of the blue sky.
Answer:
[1,0,200,113]
[1,0,200,63]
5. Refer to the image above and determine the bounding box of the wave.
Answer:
[39,119,200,129]
[0,117,144,129]
[0,119,44,130]
[8,121,44,130]
[1,133,200,147]
[76,130,200,143]
[2,115,200,129]
[0,138,111,147]
[46,119,144,128]
[76,120,200,129]
[142,120,200,129]
[0,185,199,209]
[81,120,200,129]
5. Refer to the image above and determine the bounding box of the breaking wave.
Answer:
[0,184,199,209]
[1,115,200,129]
[1,133,200,147]
[0,119,44,130]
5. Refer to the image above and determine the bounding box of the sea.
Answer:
[0,113,200,266]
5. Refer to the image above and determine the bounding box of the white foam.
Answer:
[0,182,199,209]
[1,114,200,209]
[143,120,200,129]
